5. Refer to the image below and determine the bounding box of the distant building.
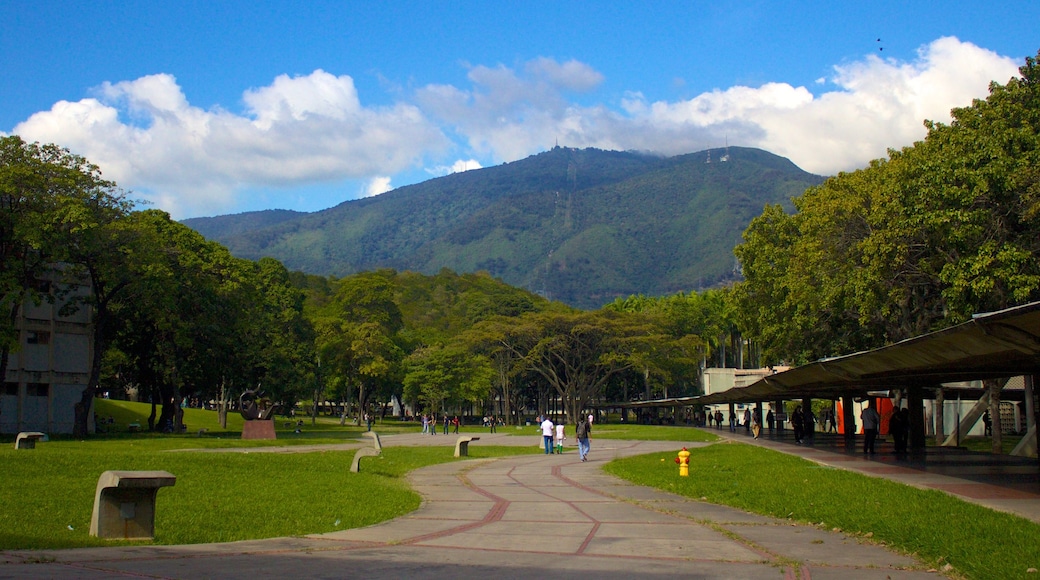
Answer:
[0,278,93,434]
[701,366,788,396]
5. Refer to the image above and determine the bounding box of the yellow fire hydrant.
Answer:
[675,447,690,477]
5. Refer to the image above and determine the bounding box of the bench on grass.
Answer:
[351,447,380,472]
[14,431,46,449]
[364,430,382,451]
[454,436,480,457]
[89,470,176,540]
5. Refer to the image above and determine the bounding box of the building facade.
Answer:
[1,281,93,434]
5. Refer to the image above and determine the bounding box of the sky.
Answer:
[3,1,1038,219]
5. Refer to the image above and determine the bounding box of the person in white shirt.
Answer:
[555,422,566,454]
[540,416,555,454]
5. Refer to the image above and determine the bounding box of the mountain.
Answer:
[183,147,825,309]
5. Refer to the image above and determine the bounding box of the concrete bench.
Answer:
[127,423,141,433]
[454,436,480,457]
[89,470,176,540]
[14,431,46,449]
[364,430,382,451]
[351,447,380,472]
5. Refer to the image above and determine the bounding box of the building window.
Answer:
[26,383,49,397]
[1,382,17,396]
[26,330,51,345]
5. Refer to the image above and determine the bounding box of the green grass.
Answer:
[604,441,1040,580]
[0,428,536,550]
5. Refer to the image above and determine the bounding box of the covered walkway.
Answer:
[626,301,1040,460]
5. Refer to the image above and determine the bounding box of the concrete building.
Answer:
[1,281,93,434]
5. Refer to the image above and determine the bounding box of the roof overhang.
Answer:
[638,301,1040,407]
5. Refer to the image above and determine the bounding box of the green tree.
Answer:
[734,50,1040,364]
[402,342,494,412]
[474,310,654,423]
[314,270,404,425]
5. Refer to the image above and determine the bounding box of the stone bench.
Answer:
[89,470,176,540]
[127,423,140,433]
[14,431,46,449]
[454,436,480,457]
[351,447,380,472]
[364,430,382,451]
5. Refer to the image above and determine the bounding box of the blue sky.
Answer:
[3,1,1038,218]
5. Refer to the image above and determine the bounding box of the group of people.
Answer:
[481,415,501,432]
[538,414,593,461]
[419,414,460,435]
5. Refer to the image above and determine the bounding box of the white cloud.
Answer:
[9,42,1022,218]
[364,176,393,197]
[426,158,483,177]
[14,71,447,218]
[417,40,1020,175]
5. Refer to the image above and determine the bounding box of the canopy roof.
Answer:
[632,301,1040,408]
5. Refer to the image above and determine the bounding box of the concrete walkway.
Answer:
[1,433,942,579]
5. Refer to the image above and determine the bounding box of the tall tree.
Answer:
[734,50,1040,364]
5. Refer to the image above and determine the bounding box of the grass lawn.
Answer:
[604,441,1040,580]
[0,400,538,550]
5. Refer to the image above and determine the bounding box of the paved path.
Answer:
[1,434,941,579]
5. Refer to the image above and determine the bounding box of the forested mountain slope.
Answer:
[184,147,824,309]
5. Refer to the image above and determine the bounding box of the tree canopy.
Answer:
[734,50,1040,364]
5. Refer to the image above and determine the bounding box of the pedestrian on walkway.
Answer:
[576,415,591,461]
[489,415,497,433]
[715,410,723,430]
[792,405,804,444]
[889,406,907,454]
[983,410,993,436]
[729,409,737,433]
[541,415,555,454]
[443,415,450,435]
[555,422,565,454]
[430,414,437,436]
[707,410,714,429]
[743,408,752,434]
[861,401,881,454]
[766,408,775,434]
[752,407,762,439]
[452,415,459,434]
[422,414,429,435]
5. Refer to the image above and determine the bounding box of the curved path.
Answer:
[1,434,942,579]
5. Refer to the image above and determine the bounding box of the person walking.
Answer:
[889,406,907,454]
[766,408,775,434]
[792,405,804,444]
[443,415,450,435]
[421,414,429,435]
[751,407,762,439]
[729,409,737,433]
[489,415,497,433]
[452,415,459,434]
[576,415,591,461]
[715,410,723,430]
[540,415,555,454]
[555,422,566,454]
[743,408,752,434]
[861,401,881,455]
[430,414,437,436]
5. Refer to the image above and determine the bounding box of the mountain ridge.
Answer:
[184,146,825,308]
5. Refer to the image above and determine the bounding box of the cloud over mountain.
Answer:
[12,38,1020,218]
